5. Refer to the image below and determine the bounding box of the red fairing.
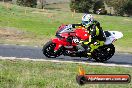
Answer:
[52,38,69,51]
[60,33,69,38]
[75,28,90,41]
[52,25,90,51]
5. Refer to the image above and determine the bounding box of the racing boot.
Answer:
[76,44,85,52]
[76,43,91,56]
[86,47,92,56]
[75,42,87,57]
[81,42,92,56]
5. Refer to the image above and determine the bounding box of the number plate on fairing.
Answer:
[73,38,80,43]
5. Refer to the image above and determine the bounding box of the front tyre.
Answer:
[92,44,115,62]
[42,41,64,58]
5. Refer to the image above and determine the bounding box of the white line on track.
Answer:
[0,56,132,68]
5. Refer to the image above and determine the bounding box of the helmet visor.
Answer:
[82,21,90,25]
[82,18,92,26]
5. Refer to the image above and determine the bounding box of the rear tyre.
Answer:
[92,44,115,62]
[42,41,64,58]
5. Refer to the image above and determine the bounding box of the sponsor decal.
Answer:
[76,66,131,85]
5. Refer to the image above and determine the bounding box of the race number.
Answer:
[73,38,80,43]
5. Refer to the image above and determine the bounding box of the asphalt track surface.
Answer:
[0,44,132,66]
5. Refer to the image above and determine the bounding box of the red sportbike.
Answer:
[42,24,123,62]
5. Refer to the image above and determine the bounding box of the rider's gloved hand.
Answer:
[67,24,73,29]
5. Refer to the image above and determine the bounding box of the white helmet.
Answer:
[82,14,94,26]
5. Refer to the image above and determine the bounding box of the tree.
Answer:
[104,0,130,15]
[37,0,46,9]
[124,0,132,15]
[17,0,37,8]
[70,0,94,13]
[93,0,107,14]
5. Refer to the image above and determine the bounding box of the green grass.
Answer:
[0,3,132,52]
[0,59,132,88]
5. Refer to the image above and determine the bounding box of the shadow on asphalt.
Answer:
[55,56,132,66]
[105,61,132,65]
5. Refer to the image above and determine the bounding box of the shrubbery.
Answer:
[17,0,37,8]
[70,0,94,13]
[105,0,132,16]
[70,0,106,14]
[93,0,105,14]
[70,0,131,16]
[123,0,132,16]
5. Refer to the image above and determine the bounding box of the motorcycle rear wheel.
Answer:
[92,44,115,62]
[42,41,64,58]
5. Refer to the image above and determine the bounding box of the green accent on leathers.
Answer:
[89,40,104,52]
[96,26,99,36]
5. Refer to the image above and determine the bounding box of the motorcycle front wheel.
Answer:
[92,44,115,62]
[42,41,64,58]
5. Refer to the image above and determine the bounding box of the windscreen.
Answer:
[56,26,73,34]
